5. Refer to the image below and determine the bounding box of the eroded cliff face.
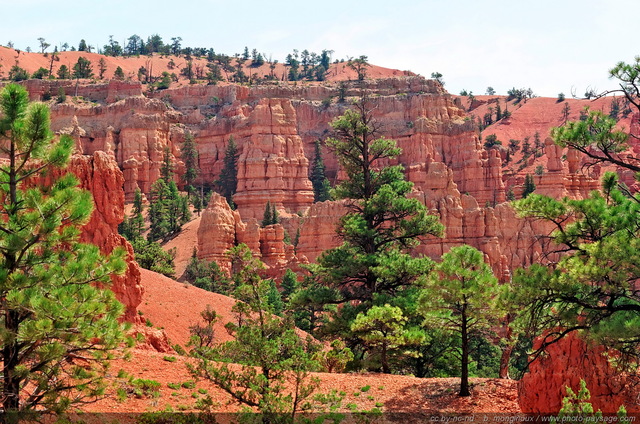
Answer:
[518,334,640,414]
[69,152,144,323]
[34,76,573,281]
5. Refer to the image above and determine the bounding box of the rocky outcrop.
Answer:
[233,98,315,221]
[197,193,299,276]
[197,192,240,273]
[519,334,640,414]
[69,152,143,323]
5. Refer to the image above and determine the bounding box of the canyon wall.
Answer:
[31,76,594,280]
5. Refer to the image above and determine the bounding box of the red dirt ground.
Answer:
[85,346,520,415]
[0,46,412,87]
[87,266,522,415]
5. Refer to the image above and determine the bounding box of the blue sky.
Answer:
[4,0,639,97]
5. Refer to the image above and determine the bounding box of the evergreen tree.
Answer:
[262,200,273,227]
[119,188,145,241]
[310,140,331,202]
[113,66,125,80]
[160,146,174,182]
[418,245,502,397]
[216,136,239,208]
[314,96,443,303]
[281,269,299,302]
[191,244,321,423]
[98,57,107,79]
[351,304,417,374]
[147,178,171,242]
[552,109,636,172]
[304,96,443,360]
[147,176,190,242]
[509,172,640,365]
[522,174,536,198]
[72,56,93,79]
[56,64,71,79]
[184,248,231,294]
[0,84,128,415]
[271,202,278,225]
[131,238,175,277]
[521,137,531,158]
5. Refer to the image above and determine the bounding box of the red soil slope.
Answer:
[82,268,520,415]
[137,268,238,348]
[0,46,412,87]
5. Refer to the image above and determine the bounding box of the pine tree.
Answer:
[310,140,331,202]
[304,96,443,361]
[419,245,502,396]
[147,178,171,242]
[72,56,93,79]
[262,201,272,227]
[181,131,199,199]
[119,188,145,240]
[216,136,239,208]
[281,269,299,302]
[522,174,536,198]
[271,202,278,224]
[191,244,321,423]
[113,66,125,80]
[509,172,640,366]
[314,96,443,304]
[351,304,417,374]
[0,84,128,415]
[160,146,174,182]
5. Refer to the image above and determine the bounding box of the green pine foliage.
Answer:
[310,140,331,202]
[557,379,602,418]
[281,269,300,302]
[522,174,536,198]
[0,84,129,415]
[298,96,443,372]
[72,56,93,79]
[317,97,443,302]
[509,172,640,364]
[190,244,321,422]
[215,136,239,208]
[181,131,199,199]
[147,177,191,242]
[131,238,176,278]
[184,248,232,295]
[261,201,279,227]
[419,245,502,396]
[351,304,417,374]
[552,109,634,172]
[119,188,145,241]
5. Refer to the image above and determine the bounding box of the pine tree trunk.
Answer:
[459,313,471,397]
[499,345,514,379]
[3,310,21,413]
[381,341,390,374]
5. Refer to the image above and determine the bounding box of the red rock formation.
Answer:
[519,334,640,414]
[69,152,143,323]
[296,200,347,263]
[197,192,240,273]
[24,77,606,298]
[233,98,315,221]
[197,193,299,276]
[131,327,173,353]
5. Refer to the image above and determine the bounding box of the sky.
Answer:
[3,0,639,97]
